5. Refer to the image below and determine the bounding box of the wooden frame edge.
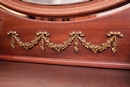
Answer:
[0,55,129,70]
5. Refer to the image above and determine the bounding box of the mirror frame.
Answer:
[0,0,128,17]
[21,0,91,5]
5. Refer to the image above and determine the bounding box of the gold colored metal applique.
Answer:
[7,31,123,54]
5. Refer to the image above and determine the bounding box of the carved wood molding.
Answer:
[0,0,128,17]
[7,31,123,54]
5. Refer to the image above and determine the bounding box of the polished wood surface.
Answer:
[0,1,130,86]
[0,0,130,69]
[0,0,129,17]
[0,18,2,29]
[0,60,130,87]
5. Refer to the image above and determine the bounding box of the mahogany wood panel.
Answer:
[0,18,2,29]
[0,60,130,87]
[0,1,130,69]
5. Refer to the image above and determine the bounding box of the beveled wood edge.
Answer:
[0,5,27,17]
[0,0,128,17]
[0,55,129,70]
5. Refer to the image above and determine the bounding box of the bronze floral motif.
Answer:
[7,31,123,54]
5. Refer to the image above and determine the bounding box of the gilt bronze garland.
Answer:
[7,31,123,54]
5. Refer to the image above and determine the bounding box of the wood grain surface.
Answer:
[0,0,130,69]
[0,60,130,87]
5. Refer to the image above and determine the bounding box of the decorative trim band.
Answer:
[7,31,123,54]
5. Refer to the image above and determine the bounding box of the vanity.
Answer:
[0,0,130,87]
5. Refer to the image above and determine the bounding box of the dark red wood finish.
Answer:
[0,60,130,87]
[0,0,130,69]
[0,0,128,17]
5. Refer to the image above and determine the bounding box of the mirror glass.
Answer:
[21,0,90,5]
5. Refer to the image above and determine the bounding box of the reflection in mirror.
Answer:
[22,0,91,5]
